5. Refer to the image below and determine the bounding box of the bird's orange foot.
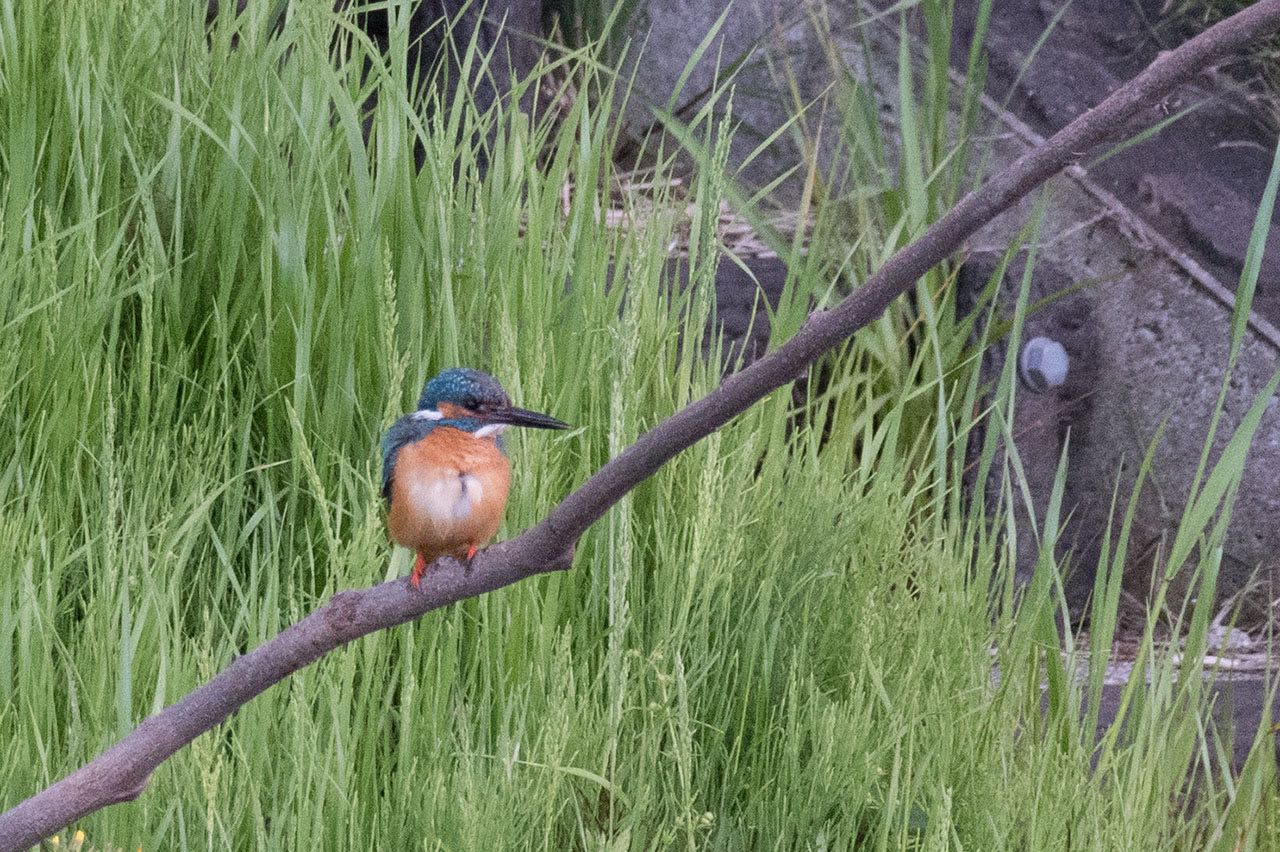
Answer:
[463,545,478,574]
[409,552,427,589]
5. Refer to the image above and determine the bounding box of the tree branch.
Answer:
[5,3,1280,848]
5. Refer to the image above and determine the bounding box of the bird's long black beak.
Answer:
[487,405,570,430]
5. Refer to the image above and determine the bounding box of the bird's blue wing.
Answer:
[381,416,434,502]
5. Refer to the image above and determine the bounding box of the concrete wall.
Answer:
[621,0,1280,620]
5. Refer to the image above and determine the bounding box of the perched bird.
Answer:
[383,368,569,587]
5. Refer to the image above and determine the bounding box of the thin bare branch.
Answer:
[4,2,1280,848]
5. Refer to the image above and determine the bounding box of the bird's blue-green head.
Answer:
[415,367,569,433]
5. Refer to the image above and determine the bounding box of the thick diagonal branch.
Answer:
[4,3,1280,848]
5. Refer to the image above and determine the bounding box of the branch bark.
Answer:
[5,3,1280,847]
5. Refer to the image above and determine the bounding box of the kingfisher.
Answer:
[383,368,569,588]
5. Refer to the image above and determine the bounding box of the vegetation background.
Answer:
[1,0,1277,848]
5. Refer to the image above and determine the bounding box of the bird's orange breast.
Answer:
[387,427,511,561]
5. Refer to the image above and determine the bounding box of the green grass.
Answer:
[2,1,1278,849]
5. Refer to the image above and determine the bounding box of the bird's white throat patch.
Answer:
[410,408,505,439]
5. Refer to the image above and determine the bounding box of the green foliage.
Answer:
[1,1,1276,849]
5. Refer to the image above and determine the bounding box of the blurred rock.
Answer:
[620,0,1280,621]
